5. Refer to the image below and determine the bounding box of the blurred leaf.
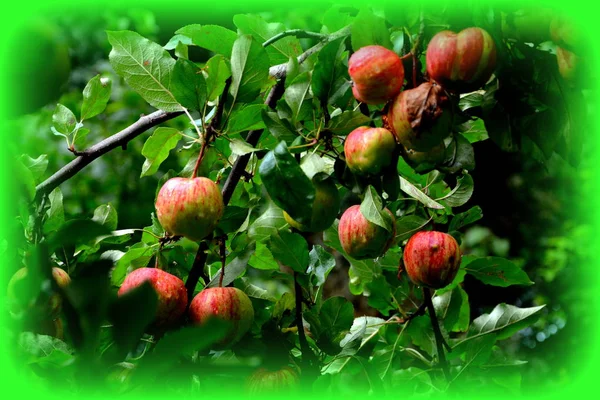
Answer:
[52,104,77,135]
[312,37,349,106]
[171,58,207,112]
[176,24,237,55]
[92,203,118,231]
[140,127,181,177]
[18,333,74,367]
[43,188,64,234]
[464,256,534,287]
[351,8,393,50]
[269,231,309,273]
[360,186,393,232]
[230,35,271,105]
[204,55,231,102]
[16,158,36,203]
[449,206,483,232]
[112,243,157,285]
[48,220,111,252]
[441,134,476,173]
[81,75,112,121]
[19,154,48,182]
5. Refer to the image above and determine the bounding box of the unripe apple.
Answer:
[550,16,580,52]
[7,266,71,316]
[246,366,300,395]
[387,82,452,151]
[338,205,396,260]
[426,27,497,93]
[403,231,461,289]
[155,177,224,241]
[118,268,188,327]
[348,45,405,104]
[283,175,340,232]
[402,142,446,167]
[556,46,579,81]
[344,126,397,176]
[189,287,254,346]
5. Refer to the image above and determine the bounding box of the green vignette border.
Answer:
[0,0,598,399]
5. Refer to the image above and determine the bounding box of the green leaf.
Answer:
[107,30,181,112]
[175,24,237,56]
[19,154,48,182]
[284,71,312,123]
[18,332,74,366]
[328,111,371,135]
[42,188,64,234]
[464,256,534,287]
[248,241,279,270]
[230,35,271,105]
[140,127,181,177]
[269,231,309,273]
[233,14,302,64]
[395,215,429,242]
[92,203,118,231]
[15,158,36,202]
[437,173,474,208]
[52,104,77,135]
[237,278,276,302]
[449,206,483,232]
[171,58,207,112]
[262,110,297,144]
[339,316,385,349]
[248,202,287,242]
[360,186,393,232]
[47,220,111,252]
[226,104,266,134]
[111,243,157,285]
[207,248,253,288]
[433,286,470,333]
[310,296,354,353]
[204,55,231,102]
[351,8,393,50]
[399,176,444,209]
[463,334,496,367]
[307,245,336,286]
[258,141,315,224]
[217,206,249,234]
[312,37,349,106]
[81,75,112,121]
[322,6,354,33]
[440,133,476,173]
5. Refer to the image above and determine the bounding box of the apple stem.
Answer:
[423,286,452,382]
[191,138,208,179]
[218,236,226,287]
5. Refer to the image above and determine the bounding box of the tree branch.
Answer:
[262,29,326,48]
[294,272,318,369]
[423,287,451,381]
[35,110,184,200]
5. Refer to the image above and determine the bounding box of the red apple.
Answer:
[338,205,396,260]
[246,366,300,394]
[118,268,188,327]
[348,45,404,104]
[426,27,497,93]
[387,82,453,151]
[155,177,224,241]
[284,175,340,232]
[403,231,461,289]
[344,126,397,176]
[189,287,254,346]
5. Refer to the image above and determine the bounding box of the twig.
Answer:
[263,29,326,48]
[35,110,184,200]
[423,287,451,381]
[294,272,318,368]
[411,11,426,88]
[185,241,209,303]
[218,236,226,288]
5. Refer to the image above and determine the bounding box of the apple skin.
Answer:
[189,287,254,346]
[387,82,452,152]
[403,231,461,289]
[426,27,497,93]
[338,205,396,260]
[283,175,340,232]
[118,268,188,327]
[556,46,579,81]
[7,267,71,316]
[344,126,397,176]
[246,366,300,394]
[155,177,224,241]
[348,45,405,104]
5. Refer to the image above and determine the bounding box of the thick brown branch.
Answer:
[35,110,184,200]
[423,287,451,381]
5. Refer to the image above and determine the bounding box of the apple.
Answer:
[426,27,497,93]
[403,231,461,289]
[189,287,254,346]
[556,46,579,81]
[402,142,446,168]
[550,16,581,52]
[7,266,71,316]
[155,177,224,241]
[283,174,340,232]
[118,267,188,327]
[338,205,396,260]
[348,45,405,104]
[387,82,453,151]
[246,366,300,394]
[344,126,397,176]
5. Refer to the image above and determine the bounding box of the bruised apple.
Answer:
[344,126,397,176]
[403,231,461,289]
[283,174,340,232]
[338,205,396,260]
[348,45,404,104]
[155,177,224,241]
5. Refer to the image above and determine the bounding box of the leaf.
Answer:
[237,278,276,302]
[92,204,118,231]
[52,104,77,135]
[437,174,474,208]
[395,215,429,242]
[441,133,476,173]
[42,188,64,234]
[247,202,287,242]
[399,176,444,209]
[351,8,393,50]
[464,257,534,287]
[176,24,238,56]
[463,334,496,367]
[226,104,266,134]
[207,248,253,288]
[19,155,48,182]
[449,206,483,232]
[230,35,270,105]
[140,127,181,177]
[307,245,336,286]
[248,241,279,270]
[81,75,112,121]
[107,30,182,112]
[284,71,312,123]
[268,231,309,273]
[216,206,249,234]
[360,186,393,232]
[204,55,231,102]
[310,296,354,353]
[171,58,207,112]
[111,243,157,285]
[312,37,349,106]
[262,110,297,144]
[18,332,74,366]
[47,220,111,252]
[258,141,315,224]
[233,14,302,64]
[327,111,371,135]
[433,286,470,333]
[339,316,385,349]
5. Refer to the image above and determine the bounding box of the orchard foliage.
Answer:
[6,2,589,397]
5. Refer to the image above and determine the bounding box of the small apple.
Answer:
[246,366,300,394]
[155,177,224,241]
[348,45,405,104]
[189,287,254,346]
[556,46,579,81]
[426,27,497,93]
[338,205,396,260]
[7,266,71,316]
[402,142,446,169]
[344,126,397,176]
[118,268,188,327]
[283,174,340,232]
[403,231,461,289]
